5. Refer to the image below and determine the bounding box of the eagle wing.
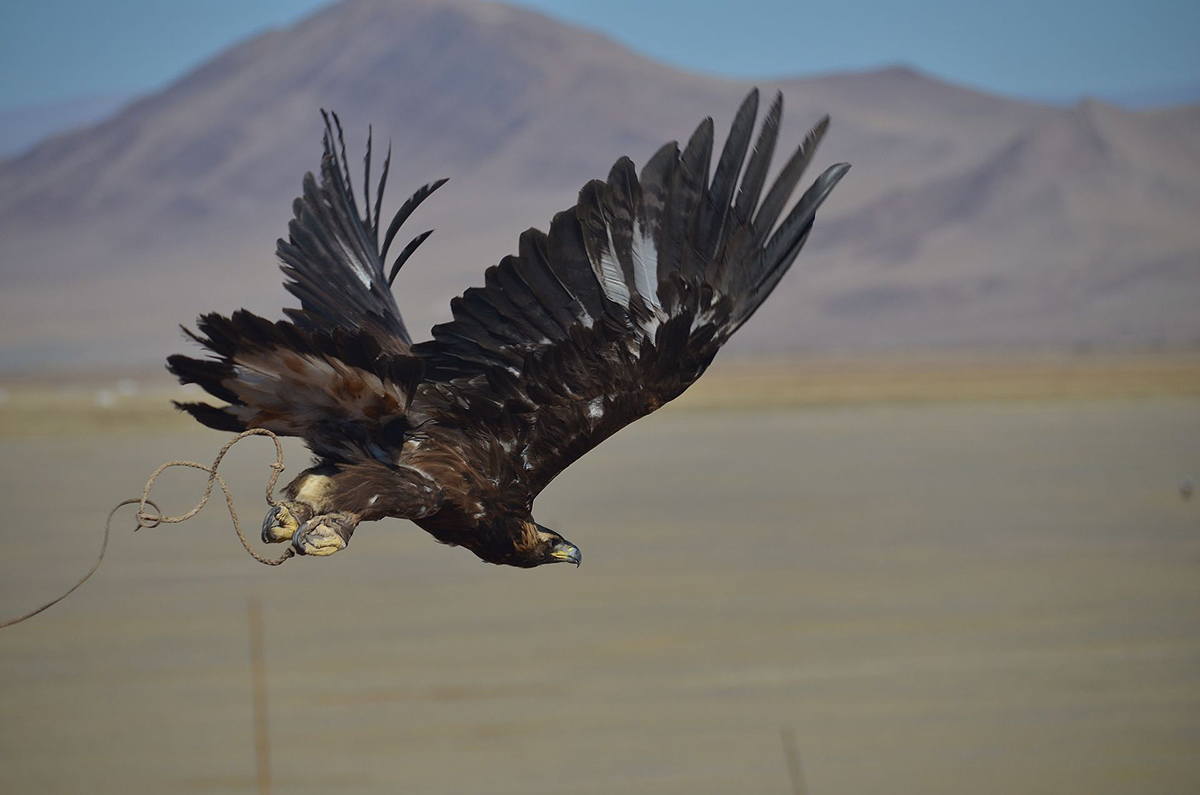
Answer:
[278,112,446,352]
[168,115,443,462]
[413,90,849,498]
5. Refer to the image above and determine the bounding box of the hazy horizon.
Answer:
[2,0,1198,115]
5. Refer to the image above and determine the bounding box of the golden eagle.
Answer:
[168,89,848,567]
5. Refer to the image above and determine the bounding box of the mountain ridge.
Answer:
[1,0,1197,370]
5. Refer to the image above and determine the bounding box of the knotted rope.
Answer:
[0,429,293,630]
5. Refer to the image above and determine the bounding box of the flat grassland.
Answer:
[1,352,1198,794]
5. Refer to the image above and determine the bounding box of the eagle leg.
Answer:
[292,511,358,557]
[261,500,315,544]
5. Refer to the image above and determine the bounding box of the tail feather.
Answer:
[172,399,247,433]
[168,310,423,461]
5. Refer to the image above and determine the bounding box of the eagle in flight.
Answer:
[168,89,849,568]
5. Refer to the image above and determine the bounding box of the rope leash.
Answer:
[0,429,293,630]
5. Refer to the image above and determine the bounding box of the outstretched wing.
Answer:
[278,111,447,352]
[168,114,444,461]
[413,89,849,498]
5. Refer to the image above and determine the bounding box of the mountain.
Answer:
[0,94,134,158]
[795,99,1200,347]
[1,0,1197,370]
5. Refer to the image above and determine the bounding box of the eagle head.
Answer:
[524,521,582,568]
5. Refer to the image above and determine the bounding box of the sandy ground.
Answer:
[1,360,1198,793]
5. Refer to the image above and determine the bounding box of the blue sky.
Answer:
[1,0,1198,111]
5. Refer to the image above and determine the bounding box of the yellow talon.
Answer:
[291,513,356,557]
[261,502,306,544]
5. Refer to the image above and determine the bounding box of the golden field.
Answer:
[1,352,1198,793]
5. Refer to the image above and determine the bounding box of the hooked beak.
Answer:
[550,541,582,567]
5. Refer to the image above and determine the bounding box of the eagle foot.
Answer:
[292,512,357,557]
[261,501,314,544]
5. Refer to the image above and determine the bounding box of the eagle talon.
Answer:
[292,512,357,557]
[261,501,312,544]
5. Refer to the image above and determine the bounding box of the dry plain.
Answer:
[1,353,1198,794]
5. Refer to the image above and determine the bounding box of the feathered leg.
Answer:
[258,467,359,556]
[260,466,336,545]
[260,460,443,558]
